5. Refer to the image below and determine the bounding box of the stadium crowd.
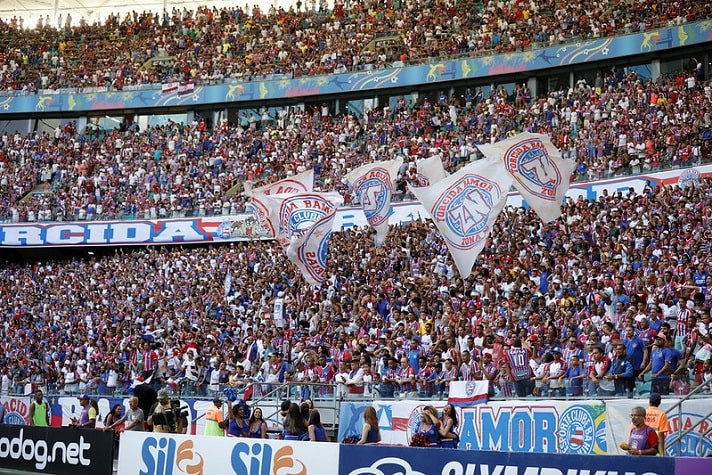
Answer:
[1,65,710,223]
[1,175,712,401]
[0,0,709,92]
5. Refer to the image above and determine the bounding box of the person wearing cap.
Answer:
[205,397,228,436]
[70,394,96,429]
[639,334,672,395]
[147,389,174,433]
[644,393,670,455]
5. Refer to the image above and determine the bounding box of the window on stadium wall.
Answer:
[144,113,190,128]
[345,99,365,118]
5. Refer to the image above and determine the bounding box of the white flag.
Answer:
[343,159,402,246]
[477,132,575,223]
[243,169,314,197]
[409,158,511,278]
[263,192,344,286]
[416,154,449,186]
[246,170,315,237]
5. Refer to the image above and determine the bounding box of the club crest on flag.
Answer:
[352,167,392,227]
[433,174,501,250]
[279,194,333,237]
[504,137,561,200]
[277,193,340,285]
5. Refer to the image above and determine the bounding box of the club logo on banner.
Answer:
[433,174,499,249]
[558,406,596,455]
[351,167,392,228]
[410,159,510,278]
[478,132,575,223]
[503,136,562,200]
[344,159,402,247]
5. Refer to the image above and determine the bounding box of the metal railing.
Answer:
[665,378,712,457]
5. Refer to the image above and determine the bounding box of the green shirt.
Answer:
[32,400,49,426]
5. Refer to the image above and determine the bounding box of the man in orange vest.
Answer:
[644,393,670,455]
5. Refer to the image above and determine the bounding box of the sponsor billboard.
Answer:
[0,424,113,475]
[337,444,673,475]
[118,431,339,475]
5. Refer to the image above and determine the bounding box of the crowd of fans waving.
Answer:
[2,177,712,401]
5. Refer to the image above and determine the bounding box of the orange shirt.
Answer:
[645,406,670,435]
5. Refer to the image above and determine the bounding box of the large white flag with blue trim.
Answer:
[261,192,344,286]
[477,132,574,223]
[410,158,510,278]
[343,159,403,246]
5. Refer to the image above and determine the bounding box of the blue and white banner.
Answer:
[338,399,607,454]
[344,159,403,246]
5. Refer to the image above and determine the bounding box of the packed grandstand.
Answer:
[0,0,711,409]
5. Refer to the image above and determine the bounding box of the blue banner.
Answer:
[338,444,674,475]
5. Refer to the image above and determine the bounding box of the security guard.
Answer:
[204,397,228,436]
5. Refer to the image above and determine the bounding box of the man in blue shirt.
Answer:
[639,334,671,395]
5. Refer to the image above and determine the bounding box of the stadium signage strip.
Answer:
[1,166,710,247]
[0,424,113,475]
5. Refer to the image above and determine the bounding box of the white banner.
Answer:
[344,159,403,246]
[245,170,315,237]
[416,154,449,186]
[264,192,344,286]
[118,431,339,474]
[478,132,575,223]
[409,158,511,278]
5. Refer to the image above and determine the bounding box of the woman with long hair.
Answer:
[357,406,381,444]
[418,405,441,447]
[281,402,308,440]
[248,407,268,439]
[227,403,250,437]
[438,403,459,448]
[307,409,329,442]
